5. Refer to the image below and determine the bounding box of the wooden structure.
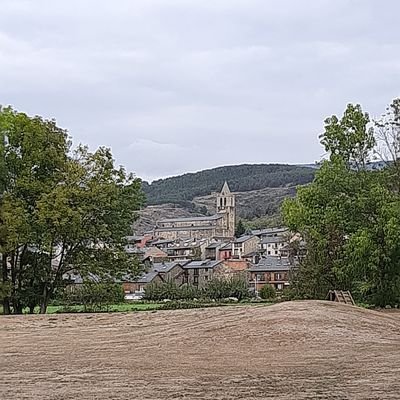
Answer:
[327,290,355,306]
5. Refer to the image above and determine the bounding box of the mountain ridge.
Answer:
[142,163,316,206]
[133,163,316,233]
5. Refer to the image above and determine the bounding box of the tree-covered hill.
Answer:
[142,164,315,205]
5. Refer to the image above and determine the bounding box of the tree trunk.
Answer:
[40,286,49,314]
[13,301,23,314]
[1,253,11,315]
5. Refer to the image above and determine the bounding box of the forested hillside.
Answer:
[142,164,315,205]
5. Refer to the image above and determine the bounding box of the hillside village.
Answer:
[109,182,306,299]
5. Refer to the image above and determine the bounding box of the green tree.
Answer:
[259,284,276,300]
[320,103,375,169]
[0,107,145,314]
[205,275,249,301]
[0,106,70,313]
[282,101,400,306]
[235,220,246,237]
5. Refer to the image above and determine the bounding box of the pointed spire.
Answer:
[221,181,231,195]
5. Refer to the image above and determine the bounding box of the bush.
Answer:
[145,276,251,302]
[281,287,302,301]
[159,300,221,310]
[259,284,276,300]
[206,276,250,301]
[144,281,202,301]
[61,283,125,312]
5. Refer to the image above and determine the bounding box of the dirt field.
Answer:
[1,301,400,399]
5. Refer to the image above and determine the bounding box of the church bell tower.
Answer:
[216,182,236,237]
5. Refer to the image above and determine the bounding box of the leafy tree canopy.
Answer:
[0,106,144,314]
[283,101,400,306]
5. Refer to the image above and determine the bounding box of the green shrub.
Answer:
[61,283,125,312]
[160,300,220,310]
[206,276,250,301]
[144,281,202,301]
[259,284,276,300]
[145,276,251,302]
[280,287,301,301]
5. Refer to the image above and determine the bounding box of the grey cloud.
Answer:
[1,0,400,181]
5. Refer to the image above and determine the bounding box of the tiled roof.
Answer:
[235,235,256,243]
[151,261,186,273]
[154,226,217,232]
[251,227,289,236]
[157,214,222,224]
[249,256,296,272]
[205,242,226,249]
[183,259,223,269]
[260,236,287,244]
[134,271,159,283]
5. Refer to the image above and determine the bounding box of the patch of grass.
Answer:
[46,303,165,314]
[0,300,275,315]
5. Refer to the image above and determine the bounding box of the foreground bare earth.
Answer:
[1,301,400,400]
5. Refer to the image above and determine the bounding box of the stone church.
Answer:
[153,182,236,240]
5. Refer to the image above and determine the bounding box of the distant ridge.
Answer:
[142,163,315,206]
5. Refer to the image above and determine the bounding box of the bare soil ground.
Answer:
[1,301,400,400]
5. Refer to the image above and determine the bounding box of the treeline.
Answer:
[144,276,250,301]
[283,100,400,307]
[142,164,315,205]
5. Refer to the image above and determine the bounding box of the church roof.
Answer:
[157,214,222,224]
[220,181,231,195]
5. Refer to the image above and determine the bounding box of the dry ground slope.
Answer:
[1,301,400,399]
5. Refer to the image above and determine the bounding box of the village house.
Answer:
[232,235,260,259]
[183,259,224,288]
[279,240,307,261]
[165,239,209,261]
[218,243,233,260]
[142,247,168,263]
[259,236,288,256]
[149,238,175,250]
[204,241,228,260]
[122,261,189,294]
[251,227,289,240]
[214,259,249,279]
[125,234,154,249]
[217,235,260,261]
[151,261,188,284]
[122,271,162,294]
[182,258,251,288]
[248,256,296,293]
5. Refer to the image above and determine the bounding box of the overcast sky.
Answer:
[1,1,399,181]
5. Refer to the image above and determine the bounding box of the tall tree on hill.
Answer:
[235,220,246,237]
[283,102,400,306]
[0,107,144,314]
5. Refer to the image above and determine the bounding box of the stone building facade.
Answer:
[153,182,236,240]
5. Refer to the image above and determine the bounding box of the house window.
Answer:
[194,269,199,276]
[204,275,209,281]
[267,251,271,255]
[194,276,199,285]
[205,268,209,272]
[274,250,278,255]
[275,273,283,280]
